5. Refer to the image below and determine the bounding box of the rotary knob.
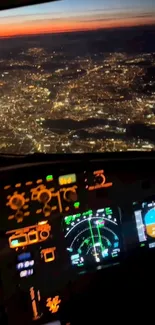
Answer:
[94,174,105,186]
[8,194,25,210]
[64,189,77,202]
[38,189,52,203]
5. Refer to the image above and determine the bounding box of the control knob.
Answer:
[94,173,106,186]
[9,194,25,210]
[38,189,52,203]
[64,188,77,202]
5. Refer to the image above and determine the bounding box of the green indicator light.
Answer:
[140,243,145,247]
[105,207,112,215]
[112,254,117,258]
[65,216,72,225]
[75,213,81,218]
[46,175,53,182]
[74,201,80,208]
[82,210,93,216]
[65,213,82,225]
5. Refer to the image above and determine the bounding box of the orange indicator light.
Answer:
[46,295,61,313]
[36,209,42,214]
[36,179,43,184]
[93,170,104,175]
[25,181,33,186]
[15,183,21,188]
[4,185,11,190]
[38,220,48,225]
[8,215,14,220]
[41,247,56,263]
[30,287,41,320]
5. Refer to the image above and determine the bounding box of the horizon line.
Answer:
[0,22,155,39]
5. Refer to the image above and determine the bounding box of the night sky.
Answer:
[0,0,154,37]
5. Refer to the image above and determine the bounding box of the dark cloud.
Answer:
[79,12,155,23]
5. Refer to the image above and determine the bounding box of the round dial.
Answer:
[9,194,25,210]
[64,188,77,202]
[40,230,50,240]
[38,189,52,203]
[94,174,106,186]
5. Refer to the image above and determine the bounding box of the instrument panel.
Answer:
[64,207,121,267]
[0,155,155,325]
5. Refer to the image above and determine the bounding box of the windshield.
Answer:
[0,0,155,154]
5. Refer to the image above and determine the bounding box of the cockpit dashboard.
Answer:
[0,152,155,325]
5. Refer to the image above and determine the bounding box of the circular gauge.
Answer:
[94,174,106,186]
[38,189,52,203]
[40,230,50,240]
[9,194,25,210]
[64,188,77,202]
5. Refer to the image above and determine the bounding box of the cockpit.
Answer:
[0,0,155,324]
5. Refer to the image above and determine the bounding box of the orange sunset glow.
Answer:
[0,16,155,37]
[0,0,155,38]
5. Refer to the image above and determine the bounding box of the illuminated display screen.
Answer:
[58,173,76,185]
[16,251,34,278]
[18,252,31,261]
[20,269,33,278]
[134,201,155,248]
[63,207,121,267]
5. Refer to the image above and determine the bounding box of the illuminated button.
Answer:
[28,231,39,244]
[40,229,50,240]
[4,185,11,190]
[30,287,42,320]
[25,181,33,186]
[38,221,48,225]
[24,211,30,217]
[15,183,21,188]
[36,179,43,184]
[36,209,42,214]
[51,206,57,211]
[23,205,29,210]
[8,215,14,220]
[41,247,56,263]
[46,175,53,182]
[59,174,76,186]
[74,201,80,209]
[9,234,28,248]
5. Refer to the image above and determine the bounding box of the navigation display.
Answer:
[63,207,121,267]
[134,201,155,249]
